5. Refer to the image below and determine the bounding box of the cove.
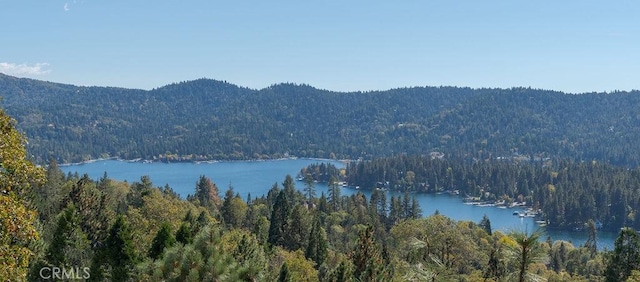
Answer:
[61,159,617,250]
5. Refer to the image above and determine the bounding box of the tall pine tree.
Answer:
[305,214,328,268]
[268,190,291,248]
[605,227,640,282]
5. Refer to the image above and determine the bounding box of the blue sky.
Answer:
[1,1,638,93]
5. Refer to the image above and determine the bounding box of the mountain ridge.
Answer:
[1,73,639,166]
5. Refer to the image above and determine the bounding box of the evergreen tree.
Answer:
[317,192,328,213]
[388,196,402,226]
[278,262,292,282]
[328,176,342,212]
[233,234,268,281]
[329,261,353,282]
[350,225,388,281]
[410,196,422,219]
[268,190,291,248]
[104,215,137,281]
[479,214,492,235]
[605,227,640,282]
[194,175,221,211]
[283,174,297,206]
[584,219,598,258]
[45,203,91,267]
[221,186,235,226]
[175,222,193,245]
[194,210,210,235]
[221,187,248,228]
[402,191,412,219]
[303,173,316,200]
[127,175,153,208]
[285,204,312,251]
[505,229,545,282]
[305,214,328,268]
[148,222,176,260]
[484,241,504,281]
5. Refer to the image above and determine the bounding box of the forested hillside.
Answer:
[336,155,640,232]
[2,73,640,166]
[3,92,640,281]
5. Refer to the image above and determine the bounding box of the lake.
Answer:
[61,158,617,250]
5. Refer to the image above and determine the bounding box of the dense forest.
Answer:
[3,106,640,281]
[2,73,640,166]
[322,155,640,232]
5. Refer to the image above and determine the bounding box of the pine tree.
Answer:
[176,222,193,245]
[329,261,353,282]
[303,173,316,200]
[328,176,342,212]
[104,215,137,281]
[221,186,235,226]
[479,214,492,235]
[46,203,92,268]
[351,225,388,281]
[402,191,412,219]
[233,234,268,281]
[484,241,504,281]
[388,196,402,226]
[148,222,176,260]
[194,210,210,235]
[505,229,545,282]
[285,204,311,251]
[605,227,640,282]
[194,175,221,211]
[410,196,422,219]
[584,219,598,258]
[46,204,76,266]
[278,262,292,282]
[317,192,328,213]
[283,174,297,206]
[268,190,291,248]
[305,214,328,268]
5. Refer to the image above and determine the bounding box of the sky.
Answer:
[1,1,639,93]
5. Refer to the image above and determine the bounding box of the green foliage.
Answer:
[231,233,268,281]
[175,222,193,245]
[350,225,388,281]
[306,214,328,268]
[103,215,138,281]
[346,155,640,231]
[275,249,319,282]
[148,222,175,260]
[502,229,546,282]
[0,107,44,280]
[605,227,640,282]
[480,214,492,235]
[286,204,312,251]
[5,74,640,168]
[46,203,91,267]
[0,103,620,282]
[269,190,291,248]
[220,187,248,228]
[191,175,222,213]
[137,223,248,281]
[278,262,292,282]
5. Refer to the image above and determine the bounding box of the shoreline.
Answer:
[58,156,351,167]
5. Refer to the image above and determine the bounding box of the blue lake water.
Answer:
[61,159,617,250]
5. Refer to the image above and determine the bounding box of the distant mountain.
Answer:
[1,73,639,166]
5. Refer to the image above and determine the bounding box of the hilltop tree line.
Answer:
[2,74,640,167]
